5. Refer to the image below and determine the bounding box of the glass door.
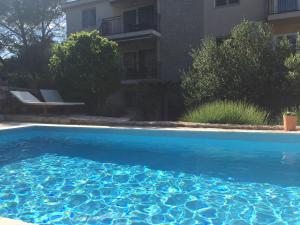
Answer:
[123,52,138,79]
[139,49,156,79]
[278,0,297,13]
[138,6,155,30]
[123,10,137,32]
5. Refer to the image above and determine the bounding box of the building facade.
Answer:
[62,0,300,118]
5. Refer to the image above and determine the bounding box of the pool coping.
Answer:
[0,114,296,133]
[1,122,300,134]
[0,217,35,225]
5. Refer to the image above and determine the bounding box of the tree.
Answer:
[0,0,64,87]
[49,31,122,114]
[0,0,64,54]
[0,40,5,78]
[181,20,292,112]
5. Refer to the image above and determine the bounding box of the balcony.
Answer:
[101,14,161,41]
[268,0,300,20]
[122,63,161,84]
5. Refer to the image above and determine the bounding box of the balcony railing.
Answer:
[101,14,160,36]
[123,63,160,80]
[269,0,300,14]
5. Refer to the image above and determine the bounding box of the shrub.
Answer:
[181,101,269,125]
[284,34,300,106]
[181,20,293,112]
[49,30,121,114]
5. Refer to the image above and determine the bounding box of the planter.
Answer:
[283,115,297,131]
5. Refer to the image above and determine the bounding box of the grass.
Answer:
[182,100,269,125]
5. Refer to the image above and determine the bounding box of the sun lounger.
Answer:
[40,89,85,106]
[10,91,84,114]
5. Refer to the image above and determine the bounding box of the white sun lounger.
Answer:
[10,91,75,106]
[40,89,85,106]
[10,91,84,114]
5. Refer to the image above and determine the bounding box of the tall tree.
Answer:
[49,31,121,114]
[0,40,5,72]
[0,0,64,87]
[0,0,64,54]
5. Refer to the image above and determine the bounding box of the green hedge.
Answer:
[182,101,269,125]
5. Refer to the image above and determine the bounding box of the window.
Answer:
[123,10,137,32]
[123,52,138,79]
[123,5,155,32]
[123,49,156,79]
[138,6,155,29]
[229,0,239,4]
[215,0,239,7]
[82,8,96,28]
[215,0,227,6]
[278,0,297,13]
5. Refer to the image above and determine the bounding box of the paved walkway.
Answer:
[0,113,288,131]
[0,113,298,133]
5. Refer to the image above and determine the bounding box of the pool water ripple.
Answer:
[0,154,300,225]
[1,127,300,224]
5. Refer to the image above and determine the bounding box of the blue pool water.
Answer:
[0,127,300,224]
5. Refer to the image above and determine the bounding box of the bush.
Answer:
[3,42,54,89]
[181,101,269,125]
[134,83,164,121]
[49,30,121,114]
[181,20,292,112]
[284,34,300,106]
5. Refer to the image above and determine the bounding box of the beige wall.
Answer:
[65,0,116,34]
[118,39,157,53]
[159,0,203,81]
[65,0,268,37]
[203,0,267,37]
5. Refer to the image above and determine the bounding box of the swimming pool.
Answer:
[0,126,300,224]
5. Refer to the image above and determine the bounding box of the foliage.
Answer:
[181,100,269,125]
[283,111,297,116]
[0,0,64,54]
[0,36,5,78]
[4,42,54,88]
[181,20,292,112]
[0,0,64,87]
[284,34,300,104]
[49,31,121,114]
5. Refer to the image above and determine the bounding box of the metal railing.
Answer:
[123,63,160,80]
[101,14,160,36]
[268,0,300,14]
